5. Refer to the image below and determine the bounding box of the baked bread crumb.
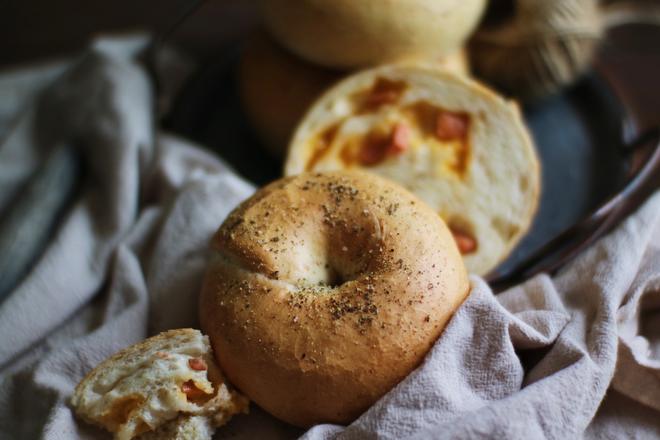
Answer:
[70,329,248,440]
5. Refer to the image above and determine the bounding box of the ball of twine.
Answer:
[471,0,603,100]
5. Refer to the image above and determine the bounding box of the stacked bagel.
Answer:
[72,2,543,437]
[226,0,540,426]
[233,3,542,421]
[239,0,485,158]
[240,0,540,277]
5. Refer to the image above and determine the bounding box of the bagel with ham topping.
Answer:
[285,66,540,275]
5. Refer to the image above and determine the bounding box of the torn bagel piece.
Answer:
[70,329,248,440]
[285,66,540,275]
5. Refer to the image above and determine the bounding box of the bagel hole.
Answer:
[319,264,346,288]
[311,257,364,289]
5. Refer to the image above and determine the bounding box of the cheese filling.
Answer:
[305,77,472,182]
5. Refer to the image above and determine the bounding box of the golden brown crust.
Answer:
[496,101,541,273]
[238,32,342,158]
[200,171,469,427]
[260,0,486,69]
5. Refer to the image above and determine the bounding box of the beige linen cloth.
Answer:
[0,39,659,440]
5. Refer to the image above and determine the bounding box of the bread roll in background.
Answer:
[238,32,472,158]
[285,66,540,276]
[238,32,342,158]
[259,0,486,69]
[200,171,469,427]
[70,329,248,440]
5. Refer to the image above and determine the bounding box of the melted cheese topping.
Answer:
[304,78,471,181]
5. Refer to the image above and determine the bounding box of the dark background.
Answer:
[0,0,259,68]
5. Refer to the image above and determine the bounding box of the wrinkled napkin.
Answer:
[0,39,659,440]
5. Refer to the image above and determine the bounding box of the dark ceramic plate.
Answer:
[164,19,660,290]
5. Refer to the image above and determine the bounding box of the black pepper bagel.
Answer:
[199,171,469,427]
